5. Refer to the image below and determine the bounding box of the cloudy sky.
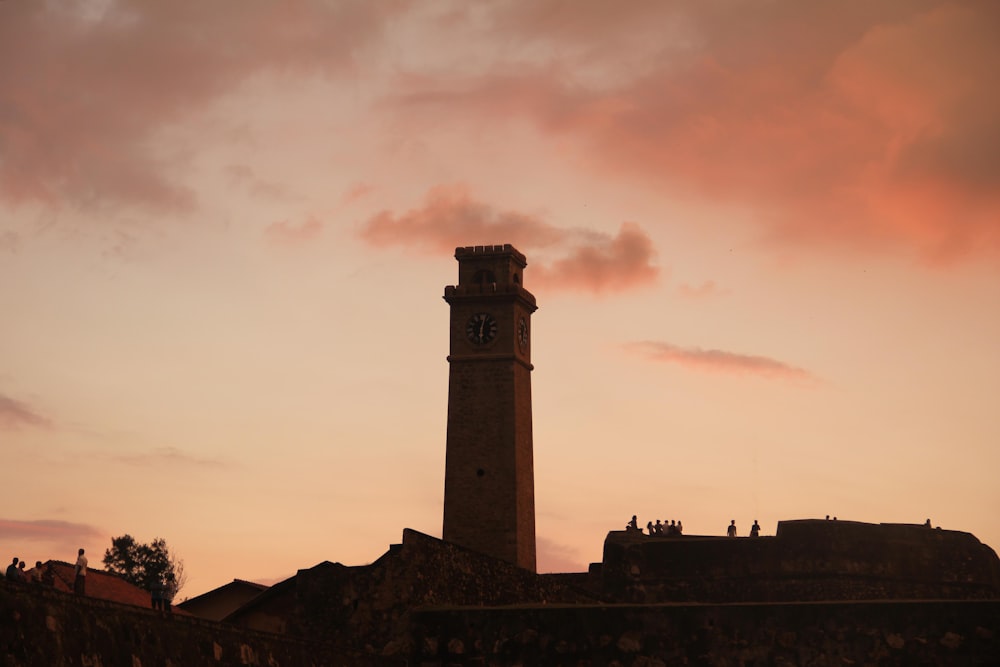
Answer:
[2,0,998,599]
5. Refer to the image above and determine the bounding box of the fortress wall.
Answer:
[601,521,1000,602]
[410,600,1000,666]
[6,580,999,666]
[775,520,1000,583]
[290,529,598,653]
[0,581,381,667]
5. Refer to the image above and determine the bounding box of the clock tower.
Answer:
[442,244,537,571]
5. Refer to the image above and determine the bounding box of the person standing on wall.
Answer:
[151,579,163,611]
[6,557,21,582]
[31,561,45,586]
[73,548,88,595]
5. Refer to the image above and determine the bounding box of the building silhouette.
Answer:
[442,244,538,571]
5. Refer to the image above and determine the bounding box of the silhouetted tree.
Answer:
[103,535,186,598]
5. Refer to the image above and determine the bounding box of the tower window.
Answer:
[476,468,486,478]
[473,270,496,285]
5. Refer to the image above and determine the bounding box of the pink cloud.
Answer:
[0,1,399,212]
[0,393,52,431]
[264,216,324,246]
[360,185,659,294]
[531,223,659,294]
[625,341,813,381]
[0,519,103,543]
[390,2,1000,264]
[7,1,992,265]
[361,184,567,253]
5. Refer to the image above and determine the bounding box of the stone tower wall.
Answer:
[442,244,537,571]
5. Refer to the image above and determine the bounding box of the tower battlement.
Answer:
[450,244,530,294]
[454,244,527,263]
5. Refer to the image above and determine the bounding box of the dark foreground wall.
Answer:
[228,529,597,654]
[411,600,1000,666]
[0,581,389,667]
[4,580,999,666]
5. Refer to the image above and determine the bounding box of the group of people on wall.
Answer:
[5,548,89,595]
[627,515,683,536]
[626,516,764,537]
[727,519,762,537]
[5,557,48,585]
[6,548,172,612]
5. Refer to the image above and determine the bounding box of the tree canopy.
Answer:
[102,534,185,598]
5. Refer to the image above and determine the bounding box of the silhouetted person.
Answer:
[924,519,932,528]
[677,520,683,535]
[627,515,638,531]
[654,519,663,534]
[163,586,173,614]
[41,562,55,586]
[646,521,654,535]
[667,520,677,536]
[6,557,20,582]
[825,515,830,520]
[727,520,737,537]
[151,580,164,611]
[31,561,44,586]
[74,548,87,595]
[750,520,760,537]
[17,561,26,580]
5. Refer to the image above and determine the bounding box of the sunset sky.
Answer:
[2,0,998,600]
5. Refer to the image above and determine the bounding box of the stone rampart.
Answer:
[277,529,597,653]
[410,599,1000,665]
[5,557,1000,665]
[8,521,998,665]
[0,580,387,666]
[601,520,1000,602]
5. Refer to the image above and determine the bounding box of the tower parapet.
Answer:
[445,244,531,297]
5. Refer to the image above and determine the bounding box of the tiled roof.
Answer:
[31,560,191,614]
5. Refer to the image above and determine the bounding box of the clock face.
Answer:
[517,317,528,351]
[466,312,498,345]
